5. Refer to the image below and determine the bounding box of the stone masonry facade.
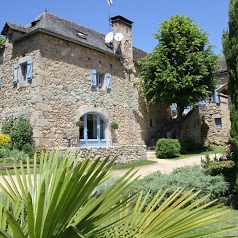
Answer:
[0,12,164,161]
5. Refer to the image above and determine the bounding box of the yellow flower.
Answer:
[0,134,11,145]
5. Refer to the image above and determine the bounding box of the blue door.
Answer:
[79,113,107,147]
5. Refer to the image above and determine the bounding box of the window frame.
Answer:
[215,118,222,128]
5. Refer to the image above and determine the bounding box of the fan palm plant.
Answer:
[0,151,236,238]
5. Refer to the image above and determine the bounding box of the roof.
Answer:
[216,83,229,95]
[217,57,227,73]
[1,11,146,61]
[1,22,29,35]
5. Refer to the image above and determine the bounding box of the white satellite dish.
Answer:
[105,32,114,43]
[114,32,124,42]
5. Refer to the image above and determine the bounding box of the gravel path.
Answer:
[112,152,221,178]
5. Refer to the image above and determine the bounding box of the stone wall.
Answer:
[181,96,230,145]
[54,145,147,164]
[0,32,164,149]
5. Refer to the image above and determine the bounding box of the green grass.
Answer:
[164,146,225,160]
[112,160,157,170]
[177,208,238,238]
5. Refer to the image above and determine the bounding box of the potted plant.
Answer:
[76,120,84,146]
[76,120,84,128]
[110,122,119,130]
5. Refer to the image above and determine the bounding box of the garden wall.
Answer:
[54,145,147,164]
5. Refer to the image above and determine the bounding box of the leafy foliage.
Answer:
[2,117,34,154]
[133,165,229,208]
[223,0,238,192]
[201,154,236,191]
[0,36,5,45]
[155,138,181,158]
[139,15,218,116]
[0,152,235,238]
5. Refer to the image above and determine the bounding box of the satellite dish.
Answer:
[114,32,124,42]
[105,32,113,43]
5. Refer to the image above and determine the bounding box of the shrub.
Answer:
[133,165,229,208]
[155,138,181,158]
[181,135,203,153]
[2,117,34,154]
[0,134,11,146]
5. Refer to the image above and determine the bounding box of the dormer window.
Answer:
[77,32,86,39]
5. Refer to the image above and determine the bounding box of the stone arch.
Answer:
[75,105,110,123]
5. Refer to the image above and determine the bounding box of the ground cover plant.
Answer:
[133,165,230,207]
[0,151,235,237]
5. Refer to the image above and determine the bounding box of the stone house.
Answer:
[0,12,170,161]
[0,12,230,162]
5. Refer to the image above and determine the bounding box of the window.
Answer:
[21,63,27,81]
[96,73,104,88]
[79,113,107,147]
[150,119,153,128]
[91,69,112,90]
[215,118,222,128]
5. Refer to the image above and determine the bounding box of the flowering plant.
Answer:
[223,144,232,161]
[0,134,11,146]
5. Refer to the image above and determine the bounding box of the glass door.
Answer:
[79,113,107,147]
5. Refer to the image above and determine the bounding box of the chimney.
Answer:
[110,16,133,67]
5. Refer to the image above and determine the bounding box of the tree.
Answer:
[223,0,238,192]
[0,35,5,45]
[0,151,235,237]
[139,15,218,119]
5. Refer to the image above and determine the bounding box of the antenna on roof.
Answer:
[107,0,113,30]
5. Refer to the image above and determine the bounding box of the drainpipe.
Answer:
[127,68,131,145]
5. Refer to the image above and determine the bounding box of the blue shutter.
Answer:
[13,64,18,84]
[215,92,220,104]
[105,73,112,89]
[91,69,97,87]
[26,59,33,81]
[172,103,177,112]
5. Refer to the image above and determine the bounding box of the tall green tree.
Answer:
[139,15,218,118]
[223,0,238,191]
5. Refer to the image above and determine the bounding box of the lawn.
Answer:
[177,209,238,238]
[112,160,157,170]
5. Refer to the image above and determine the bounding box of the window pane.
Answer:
[100,118,105,139]
[96,73,104,88]
[215,118,222,128]
[87,114,97,139]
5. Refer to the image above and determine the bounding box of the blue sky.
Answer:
[1,0,229,55]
